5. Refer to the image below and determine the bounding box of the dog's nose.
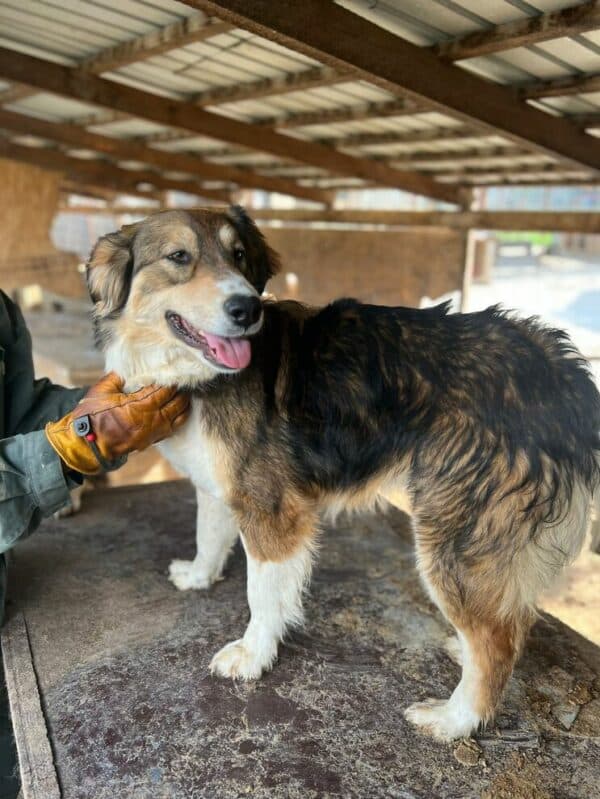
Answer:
[224,295,262,328]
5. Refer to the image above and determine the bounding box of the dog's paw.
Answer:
[54,503,76,520]
[168,559,219,591]
[54,486,84,519]
[404,698,479,741]
[209,639,274,681]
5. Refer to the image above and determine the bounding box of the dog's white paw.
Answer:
[404,698,479,741]
[167,559,219,591]
[54,502,77,520]
[209,639,274,681]
[54,486,84,519]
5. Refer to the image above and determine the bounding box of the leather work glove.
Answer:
[45,372,190,476]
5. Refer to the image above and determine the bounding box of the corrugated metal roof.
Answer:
[0,0,597,204]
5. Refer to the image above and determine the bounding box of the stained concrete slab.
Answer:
[3,481,599,799]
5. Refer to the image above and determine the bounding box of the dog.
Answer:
[86,207,600,741]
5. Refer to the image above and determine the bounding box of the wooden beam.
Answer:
[51,205,600,232]
[256,147,535,176]
[199,130,506,169]
[61,179,162,203]
[392,146,531,166]
[456,175,600,187]
[0,108,330,204]
[184,1,600,172]
[0,139,230,201]
[259,98,424,129]
[0,83,33,105]
[520,73,600,100]
[249,208,600,233]
[317,126,477,148]
[191,66,350,106]
[425,162,571,177]
[83,15,233,75]
[0,47,462,204]
[434,1,600,61]
[70,110,131,128]
[59,202,163,215]
[53,205,600,232]
[571,112,600,129]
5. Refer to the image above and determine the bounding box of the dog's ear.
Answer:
[227,205,280,293]
[86,223,138,317]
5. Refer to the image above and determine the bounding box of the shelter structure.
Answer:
[0,0,597,300]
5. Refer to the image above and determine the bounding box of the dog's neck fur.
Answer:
[102,314,231,392]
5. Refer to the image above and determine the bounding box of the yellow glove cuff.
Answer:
[45,417,103,476]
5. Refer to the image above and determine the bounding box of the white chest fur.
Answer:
[156,400,223,498]
[104,337,223,498]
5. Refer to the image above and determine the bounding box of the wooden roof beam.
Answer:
[70,110,131,128]
[569,112,600,129]
[0,108,330,204]
[253,147,532,177]
[0,139,230,202]
[60,179,162,203]
[259,98,425,129]
[0,83,33,105]
[58,202,164,215]
[391,146,531,166]
[457,175,600,187]
[249,208,600,233]
[429,162,585,177]
[83,14,233,75]
[520,73,600,100]
[191,66,351,106]
[184,1,600,172]
[434,1,600,61]
[0,47,462,204]
[316,126,477,148]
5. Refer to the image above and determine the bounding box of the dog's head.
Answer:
[87,206,280,385]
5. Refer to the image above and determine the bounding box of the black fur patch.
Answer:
[198,299,600,550]
[227,205,280,293]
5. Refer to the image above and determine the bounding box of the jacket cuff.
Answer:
[25,430,75,516]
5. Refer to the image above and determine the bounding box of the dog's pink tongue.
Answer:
[203,332,251,369]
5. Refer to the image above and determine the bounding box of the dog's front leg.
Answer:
[169,488,239,591]
[210,534,313,680]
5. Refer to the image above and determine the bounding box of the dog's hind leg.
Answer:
[404,532,532,741]
[169,488,239,591]
[405,608,529,741]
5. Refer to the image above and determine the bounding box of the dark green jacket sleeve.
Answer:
[0,291,86,553]
[0,430,81,553]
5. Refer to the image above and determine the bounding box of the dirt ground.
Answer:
[7,482,600,799]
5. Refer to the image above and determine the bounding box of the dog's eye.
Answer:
[233,247,245,262]
[167,250,191,265]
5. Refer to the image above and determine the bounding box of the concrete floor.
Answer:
[3,482,600,799]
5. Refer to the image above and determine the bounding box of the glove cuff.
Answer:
[45,416,125,476]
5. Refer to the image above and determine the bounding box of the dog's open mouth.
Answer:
[165,311,251,370]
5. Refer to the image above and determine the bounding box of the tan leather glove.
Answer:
[45,372,190,475]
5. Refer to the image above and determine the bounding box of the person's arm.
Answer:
[0,295,190,554]
[0,429,79,553]
[0,293,86,435]
[16,379,85,434]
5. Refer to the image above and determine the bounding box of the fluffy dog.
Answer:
[86,207,600,741]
